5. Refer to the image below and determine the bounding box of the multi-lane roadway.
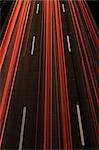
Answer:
[0,0,99,149]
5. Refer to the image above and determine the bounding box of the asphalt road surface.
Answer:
[1,0,99,149]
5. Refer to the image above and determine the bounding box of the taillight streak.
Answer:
[0,1,22,70]
[0,1,31,145]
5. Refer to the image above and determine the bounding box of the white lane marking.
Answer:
[67,35,71,52]
[76,104,85,146]
[36,3,39,14]
[18,106,27,150]
[62,3,65,13]
[31,36,36,55]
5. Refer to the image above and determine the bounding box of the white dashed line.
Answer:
[76,104,85,146]
[36,4,39,14]
[67,35,72,52]
[31,36,36,55]
[18,106,27,150]
[62,3,65,13]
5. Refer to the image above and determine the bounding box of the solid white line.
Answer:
[18,106,27,150]
[76,104,85,146]
[62,3,65,13]
[31,36,36,55]
[67,35,71,52]
[36,4,39,14]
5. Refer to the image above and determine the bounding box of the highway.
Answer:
[0,0,99,149]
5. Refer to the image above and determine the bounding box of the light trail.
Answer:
[68,0,99,144]
[23,1,36,56]
[54,0,72,149]
[73,1,99,108]
[1,0,98,149]
[35,7,44,148]
[43,0,52,148]
[53,8,61,149]
[0,1,22,70]
[82,1,99,52]
[0,1,31,145]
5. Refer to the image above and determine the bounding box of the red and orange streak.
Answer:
[43,0,53,149]
[54,0,72,149]
[0,1,22,70]
[68,0,99,145]
[0,1,31,145]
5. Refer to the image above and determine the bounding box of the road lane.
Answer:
[1,1,43,149]
[67,0,98,148]
[61,1,82,149]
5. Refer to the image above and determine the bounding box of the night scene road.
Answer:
[0,0,99,149]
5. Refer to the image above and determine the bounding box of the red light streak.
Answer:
[0,1,31,145]
[54,0,72,148]
[73,1,99,109]
[68,0,99,145]
[43,0,53,148]
[0,1,22,71]
[0,0,98,148]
